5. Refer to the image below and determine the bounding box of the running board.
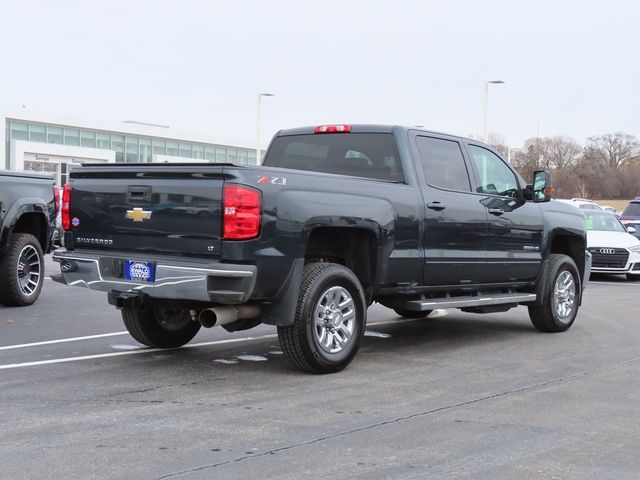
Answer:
[405,293,537,311]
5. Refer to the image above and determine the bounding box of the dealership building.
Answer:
[1,111,257,185]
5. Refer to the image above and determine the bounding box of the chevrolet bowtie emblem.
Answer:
[126,208,152,222]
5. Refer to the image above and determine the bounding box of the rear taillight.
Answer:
[620,216,634,222]
[223,185,261,240]
[62,183,72,231]
[314,124,351,134]
[53,186,60,217]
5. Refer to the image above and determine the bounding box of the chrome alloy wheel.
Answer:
[314,286,356,354]
[552,270,576,322]
[16,245,41,296]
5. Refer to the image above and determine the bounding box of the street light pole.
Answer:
[483,80,505,143]
[256,93,274,164]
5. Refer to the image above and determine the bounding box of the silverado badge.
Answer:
[125,208,152,222]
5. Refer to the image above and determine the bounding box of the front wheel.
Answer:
[122,305,200,348]
[528,254,580,332]
[278,262,366,374]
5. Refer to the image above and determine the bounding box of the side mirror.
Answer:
[532,170,552,203]
[627,226,637,234]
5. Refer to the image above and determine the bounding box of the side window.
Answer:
[416,136,471,192]
[468,145,519,197]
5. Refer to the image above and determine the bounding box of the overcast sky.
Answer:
[1,0,638,148]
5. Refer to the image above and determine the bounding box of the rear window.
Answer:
[263,133,404,182]
[622,202,640,217]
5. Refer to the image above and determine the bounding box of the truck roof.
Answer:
[275,124,485,145]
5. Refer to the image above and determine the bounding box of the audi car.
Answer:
[585,210,640,280]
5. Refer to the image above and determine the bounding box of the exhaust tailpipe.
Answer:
[198,305,260,328]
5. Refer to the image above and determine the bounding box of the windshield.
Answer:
[622,202,640,217]
[584,212,626,232]
[263,133,404,182]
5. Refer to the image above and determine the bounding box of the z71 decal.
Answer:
[258,175,287,186]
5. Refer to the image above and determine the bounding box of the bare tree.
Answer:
[486,133,509,158]
[545,136,582,169]
[583,132,640,170]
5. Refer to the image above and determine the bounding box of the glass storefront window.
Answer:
[28,124,46,142]
[47,126,63,144]
[237,149,248,165]
[152,139,166,156]
[215,147,226,163]
[227,147,237,164]
[166,140,178,156]
[112,134,124,162]
[64,128,80,146]
[10,121,29,140]
[126,136,139,162]
[81,131,96,148]
[205,146,216,161]
[140,138,151,162]
[179,142,192,158]
[193,144,204,159]
[96,132,111,149]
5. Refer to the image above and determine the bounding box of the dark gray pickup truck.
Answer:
[52,125,591,373]
[0,170,57,306]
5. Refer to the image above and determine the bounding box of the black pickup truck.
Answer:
[0,170,57,306]
[52,125,591,373]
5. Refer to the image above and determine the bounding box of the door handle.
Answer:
[488,208,505,215]
[427,202,445,211]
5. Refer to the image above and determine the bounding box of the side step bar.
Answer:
[405,293,537,311]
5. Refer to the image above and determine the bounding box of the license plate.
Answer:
[124,260,155,282]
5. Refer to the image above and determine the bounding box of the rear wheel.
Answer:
[529,254,580,332]
[122,304,200,348]
[0,233,44,306]
[278,262,366,374]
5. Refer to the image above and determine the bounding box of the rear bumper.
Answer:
[51,248,256,304]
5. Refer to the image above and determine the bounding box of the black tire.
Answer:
[122,305,200,348]
[626,274,640,281]
[0,233,44,306]
[278,262,366,374]
[528,254,580,332]
[393,307,433,319]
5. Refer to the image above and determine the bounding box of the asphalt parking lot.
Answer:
[1,257,639,480]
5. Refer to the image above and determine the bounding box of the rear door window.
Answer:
[415,136,471,192]
[263,133,404,182]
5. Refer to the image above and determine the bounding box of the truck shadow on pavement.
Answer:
[117,311,541,377]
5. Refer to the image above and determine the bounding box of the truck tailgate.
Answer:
[67,166,224,258]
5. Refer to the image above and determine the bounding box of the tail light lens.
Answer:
[223,185,261,240]
[53,186,60,217]
[620,216,634,222]
[62,183,72,230]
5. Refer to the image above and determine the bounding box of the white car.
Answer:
[600,205,619,216]
[556,198,603,211]
[585,210,640,280]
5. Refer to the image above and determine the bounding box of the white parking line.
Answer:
[0,334,278,370]
[590,281,640,286]
[0,310,448,370]
[0,331,129,351]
